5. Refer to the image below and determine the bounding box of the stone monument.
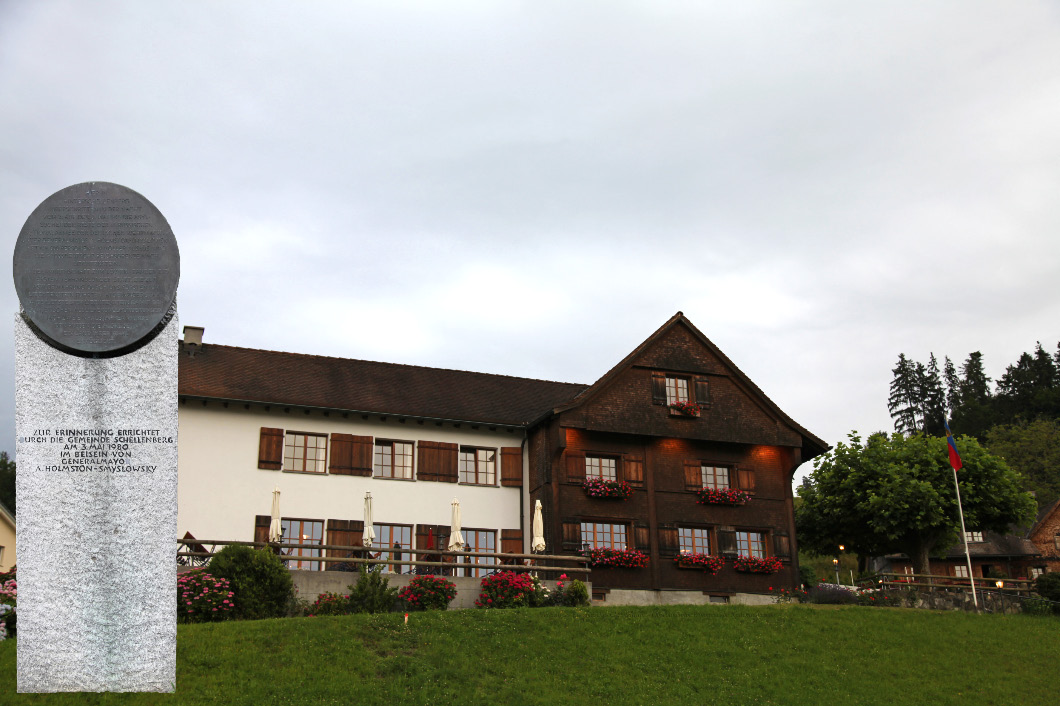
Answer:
[13,182,179,692]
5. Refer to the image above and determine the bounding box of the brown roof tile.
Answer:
[178,343,588,426]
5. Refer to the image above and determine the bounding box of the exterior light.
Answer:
[995,580,1004,589]
[838,544,845,552]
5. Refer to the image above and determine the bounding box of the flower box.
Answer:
[581,547,649,569]
[695,487,751,506]
[582,478,634,500]
[668,401,701,417]
[733,555,783,574]
[674,553,723,575]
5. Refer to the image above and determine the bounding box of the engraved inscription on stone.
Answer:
[13,182,180,354]
[17,428,173,474]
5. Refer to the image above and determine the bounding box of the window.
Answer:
[665,376,689,405]
[700,465,730,490]
[280,518,323,571]
[283,432,327,473]
[735,531,766,558]
[678,527,711,555]
[374,440,413,479]
[459,447,496,485]
[964,531,983,543]
[953,564,969,578]
[372,523,412,573]
[458,529,497,577]
[585,454,617,481]
[580,522,627,550]
[1030,567,1044,580]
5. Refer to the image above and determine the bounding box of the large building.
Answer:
[177,313,826,603]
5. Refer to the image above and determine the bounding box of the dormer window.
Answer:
[665,376,689,405]
[651,371,711,411]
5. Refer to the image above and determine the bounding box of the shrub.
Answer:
[0,569,16,639]
[399,575,456,611]
[856,590,902,608]
[798,565,818,589]
[770,586,808,604]
[562,578,590,607]
[1034,572,1060,602]
[208,545,293,620]
[348,564,398,614]
[1021,596,1054,616]
[476,571,533,608]
[807,584,857,605]
[177,570,235,623]
[309,591,352,617]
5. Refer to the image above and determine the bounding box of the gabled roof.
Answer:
[178,343,588,426]
[551,312,829,458]
[1030,497,1060,537]
[937,530,1040,560]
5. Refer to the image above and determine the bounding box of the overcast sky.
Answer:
[2,1,1059,486]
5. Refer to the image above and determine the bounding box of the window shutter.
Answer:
[737,469,756,493]
[258,428,284,470]
[684,460,702,491]
[633,523,650,551]
[417,441,458,483]
[500,447,523,487]
[350,435,373,476]
[562,521,582,552]
[651,372,666,404]
[694,377,711,408]
[657,524,679,557]
[717,527,737,556]
[501,529,523,555]
[326,519,364,568]
[565,451,586,483]
[623,455,644,487]
[773,531,790,558]
[254,515,271,544]
[328,433,355,475]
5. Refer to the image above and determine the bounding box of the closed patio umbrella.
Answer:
[363,492,375,547]
[531,499,546,553]
[447,497,464,551]
[268,486,282,543]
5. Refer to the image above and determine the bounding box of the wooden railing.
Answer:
[176,538,591,577]
[857,572,1035,595]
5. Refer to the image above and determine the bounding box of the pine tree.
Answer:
[921,353,946,436]
[943,356,961,414]
[888,353,921,434]
[959,352,992,406]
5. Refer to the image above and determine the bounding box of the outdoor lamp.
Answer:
[839,544,845,552]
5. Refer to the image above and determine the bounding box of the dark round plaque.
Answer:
[13,182,180,355]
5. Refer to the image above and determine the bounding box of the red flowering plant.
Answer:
[176,569,235,623]
[694,487,751,506]
[476,570,533,609]
[733,555,783,574]
[399,575,457,611]
[581,547,649,569]
[674,552,723,574]
[308,591,353,616]
[582,477,634,500]
[669,401,701,417]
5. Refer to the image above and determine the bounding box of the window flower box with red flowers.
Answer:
[668,401,701,417]
[695,488,751,506]
[582,477,634,500]
[674,552,723,575]
[580,547,649,569]
[733,555,783,574]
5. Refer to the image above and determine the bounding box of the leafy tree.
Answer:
[0,452,13,514]
[796,432,1035,575]
[985,418,1060,510]
[888,354,921,434]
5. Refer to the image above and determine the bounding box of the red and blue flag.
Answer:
[944,420,963,471]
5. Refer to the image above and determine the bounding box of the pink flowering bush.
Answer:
[733,555,783,574]
[674,553,723,574]
[582,477,634,500]
[177,569,235,623]
[694,487,751,506]
[475,571,533,609]
[0,568,16,640]
[581,548,649,569]
[399,575,457,611]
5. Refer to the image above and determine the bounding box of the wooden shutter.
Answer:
[634,523,650,551]
[418,441,458,483]
[773,531,790,558]
[350,435,373,476]
[684,460,703,491]
[416,524,449,551]
[501,529,523,555]
[717,527,737,556]
[501,447,523,487]
[623,455,644,487]
[328,433,354,475]
[651,372,666,404]
[658,524,679,557]
[566,451,586,483]
[561,521,582,552]
[254,515,271,544]
[737,469,756,493]
[326,519,364,569]
[694,377,711,408]
[258,427,284,470]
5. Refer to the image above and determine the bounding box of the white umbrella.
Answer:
[363,492,376,547]
[531,499,546,553]
[268,486,282,543]
[447,497,464,551]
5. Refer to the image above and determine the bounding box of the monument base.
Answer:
[15,312,177,692]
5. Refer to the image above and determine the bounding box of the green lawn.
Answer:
[1,604,1056,705]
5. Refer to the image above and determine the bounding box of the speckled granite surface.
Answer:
[15,313,177,692]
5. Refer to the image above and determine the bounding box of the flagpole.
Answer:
[951,467,978,609]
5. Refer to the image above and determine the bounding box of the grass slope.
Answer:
[1,605,1057,705]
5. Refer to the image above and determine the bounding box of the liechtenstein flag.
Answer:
[944,420,963,471]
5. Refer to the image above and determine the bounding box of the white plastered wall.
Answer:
[177,402,526,545]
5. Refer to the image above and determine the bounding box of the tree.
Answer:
[959,351,992,406]
[985,418,1060,511]
[921,354,946,436]
[943,356,961,415]
[0,452,13,513]
[796,432,1036,575]
[888,354,921,434]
